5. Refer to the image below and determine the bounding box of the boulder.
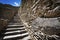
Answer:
[19,0,60,40]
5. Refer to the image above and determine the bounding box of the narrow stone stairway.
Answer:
[0,14,31,40]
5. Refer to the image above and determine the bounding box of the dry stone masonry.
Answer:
[18,0,60,40]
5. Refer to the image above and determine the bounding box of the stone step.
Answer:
[8,23,21,25]
[3,33,28,39]
[3,35,29,40]
[6,27,25,30]
[4,29,25,32]
[4,30,26,34]
[7,25,23,27]
[7,26,24,28]
[3,31,27,36]
[3,32,29,40]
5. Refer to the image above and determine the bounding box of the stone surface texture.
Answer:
[18,0,60,40]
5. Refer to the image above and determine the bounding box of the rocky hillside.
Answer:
[0,3,19,18]
[0,3,19,11]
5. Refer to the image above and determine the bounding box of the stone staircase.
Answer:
[0,14,31,40]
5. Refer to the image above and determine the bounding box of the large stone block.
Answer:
[19,0,60,40]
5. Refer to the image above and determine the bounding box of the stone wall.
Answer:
[19,0,60,40]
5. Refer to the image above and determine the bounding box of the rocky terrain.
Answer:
[19,0,60,40]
